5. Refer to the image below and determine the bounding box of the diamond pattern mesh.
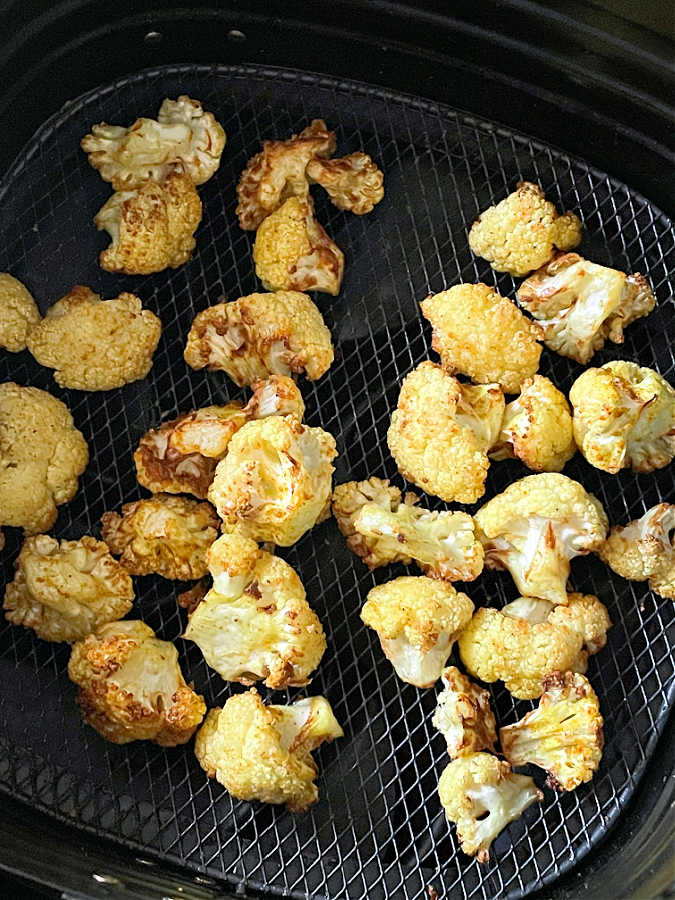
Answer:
[0,65,673,900]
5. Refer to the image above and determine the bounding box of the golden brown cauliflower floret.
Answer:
[468,181,581,277]
[208,416,336,546]
[194,688,342,812]
[184,533,326,688]
[360,576,474,688]
[101,494,219,581]
[569,361,675,474]
[517,253,656,365]
[432,666,497,758]
[94,171,203,275]
[253,196,344,295]
[306,152,384,214]
[184,291,334,387]
[3,534,133,642]
[0,383,89,535]
[0,273,41,352]
[458,592,610,699]
[421,284,543,394]
[26,286,162,391]
[599,503,674,599]
[475,473,608,605]
[68,620,206,746]
[387,362,504,504]
[489,375,576,472]
[500,671,603,791]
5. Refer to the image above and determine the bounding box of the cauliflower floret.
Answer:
[489,375,576,472]
[468,181,581,277]
[253,196,344,295]
[134,419,217,499]
[3,534,133,642]
[194,688,342,811]
[94,171,203,275]
[0,273,41,352]
[208,416,336,546]
[458,592,610,699]
[421,284,543,393]
[438,752,543,862]
[26,286,162,391]
[475,473,608,604]
[68,620,206,745]
[184,290,334,387]
[599,503,674,599]
[500,671,603,791]
[360,576,474,688]
[569,361,675,474]
[517,253,656,364]
[332,477,417,563]
[432,666,497,758]
[0,383,89,535]
[306,152,384,214]
[387,362,504,504]
[81,95,226,189]
[184,532,326,687]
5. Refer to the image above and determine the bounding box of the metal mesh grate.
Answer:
[0,64,673,900]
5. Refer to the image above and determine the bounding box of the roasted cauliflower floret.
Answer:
[458,592,610,699]
[94,171,202,275]
[68,620,206,745]
[421,284,543,393]
[438,752,543,862]
[253,196,344,295]
[101,494,219,581]
[500,671,603,791]
[81,95,225,189]
[517,253,656,364]
[0,273,41,352]
[194,688,342,811]
[208,416,336,546]
[432,666,497,758]
[360,576,474,688]
[468,181,581,277]
[475,474,608,605]
[569,361,675,474]
[0,383,88,535]
[387,362,504,504]
[599,503,675,599]
[184,533,326,688]
[184,290,334,387]
[306,152,384,214]
[489,375,576,472]
[26,286,161,391]
[3,534,133,642]
[332,477,417,563]
[134,418,217,499]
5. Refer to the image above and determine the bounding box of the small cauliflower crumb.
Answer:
[0,273,41,352]
[432,666,497,758]
[599,503,674,600]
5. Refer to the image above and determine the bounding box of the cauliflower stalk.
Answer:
[0,273,41,352]
[599,502,674,599]
[432,666,497,758]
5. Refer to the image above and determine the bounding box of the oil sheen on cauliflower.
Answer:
[468,181,581,277]
[3,534,133,642]
[194,688,343,811]
[0,273,41,352]
[599,503,674,599]
[432,666,497,758]
[387,361,505,504]
[184,532,326,688]
[184,290,334,387]
[26,285,162,391]
[489,375,576,472]
[253,196,344,295]
[569,361,675,474]
[458,592,610,699]
[517,253,656,364]
[208,415,336,546]
[500,671,603,791]
[421,284,543,394]
[475,473,608,605]
[0,383,89,535]
[360,576,474,688]
[438,752,543,862]
[68,620,206,745]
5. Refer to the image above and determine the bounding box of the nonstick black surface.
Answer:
[0,65,673,900]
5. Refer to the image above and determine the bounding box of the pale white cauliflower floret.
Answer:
[432,666,497,758]
[0,273,41,352]
[599,503,674,599]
